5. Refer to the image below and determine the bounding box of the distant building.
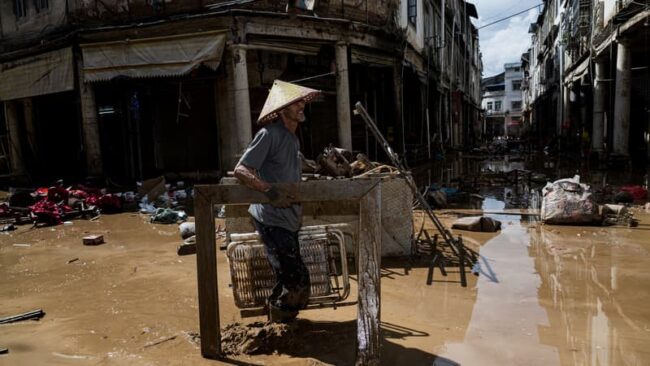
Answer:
[481,62,523,137]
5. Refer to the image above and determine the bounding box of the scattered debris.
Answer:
[541,176,601,225]
[0,309,45,324]
[150,208,187,224]
[137,176,167,203]
[51,352,95,360]
[67,258,79,264]
[614,191,634,204]
[179,222,195,239]
[0,224,16,232]
[221,321,293,355]
[619,185,648,201]
[143,335,177,349]
[82,235,105,246]
[177,243,196,256]
[452,216,502,232]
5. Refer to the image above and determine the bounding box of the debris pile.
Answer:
[302,145,397,179]
[221,321,294,355]
[541,176,601,225]
[0,177,192,228]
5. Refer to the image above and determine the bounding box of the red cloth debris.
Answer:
[619,185,648,201]
[86,193,122,212]
[30,199,73,225]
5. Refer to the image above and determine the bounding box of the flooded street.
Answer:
[1,157,650,365]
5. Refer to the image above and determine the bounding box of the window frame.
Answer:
[14,0,27,19]
[407,0,417,27]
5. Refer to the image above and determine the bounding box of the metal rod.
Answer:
[353,102,467,261]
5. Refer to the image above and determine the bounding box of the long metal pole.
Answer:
[354,102,465,258]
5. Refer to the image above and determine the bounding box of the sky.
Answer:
[471,0,542,78]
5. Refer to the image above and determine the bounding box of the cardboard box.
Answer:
[83,235,104,246]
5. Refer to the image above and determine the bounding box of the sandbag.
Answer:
[541,176,600,225]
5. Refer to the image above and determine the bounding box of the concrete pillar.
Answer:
[4,101,26,176]
[22,98,37,157]
[232,45,252,163]
[613,41,631,156]
[592,60,606,152]
[77,61,104,176]
[335,42,352,151]
[216,70,237,170]
[562,85,570,136]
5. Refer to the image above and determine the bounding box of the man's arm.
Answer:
[233,163,271,192]
[234,163,294,208]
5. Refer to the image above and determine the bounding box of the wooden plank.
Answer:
[194,191,220,359]
[355,182,382,366]
[195,179,375,205]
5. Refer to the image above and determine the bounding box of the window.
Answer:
[512,80,522,90]
[34,0,48,12]
[511,101,522,110]
[424,5,432,42]
[487,102,493,110]
[495,101,502,111]
[408,0,417,26]
[14,0,26,18]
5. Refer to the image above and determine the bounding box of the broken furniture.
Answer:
[227,224,350,309]
[194,179,382,365]
[222,175,413,257]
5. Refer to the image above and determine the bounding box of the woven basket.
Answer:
[227,233,344,309]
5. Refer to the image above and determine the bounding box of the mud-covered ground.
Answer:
[1,200,650,365]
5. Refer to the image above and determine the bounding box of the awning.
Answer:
[0,47,74,101]
[564,56,590,84]
[80,30,227,82]
[351,46,395,67]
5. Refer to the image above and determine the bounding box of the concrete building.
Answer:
[481,62,523,138]
[0,0,482,184]
[563,0,650,160]
[523,0,567,148]
[525,0,648,161]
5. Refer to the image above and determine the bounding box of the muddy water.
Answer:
[1,191,650,365]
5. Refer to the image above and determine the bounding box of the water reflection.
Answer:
[433,194,650,365]
[531,226,650,366]
[435,199,560,365]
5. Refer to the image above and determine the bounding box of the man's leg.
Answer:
[254,220,311,320]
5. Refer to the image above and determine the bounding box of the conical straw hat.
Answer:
[257,80,321,124]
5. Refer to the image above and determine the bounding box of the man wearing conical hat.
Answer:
[234,80,320,323]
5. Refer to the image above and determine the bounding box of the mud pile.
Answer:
[221,321,295,355]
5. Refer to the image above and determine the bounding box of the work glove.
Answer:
[264,186,295,208]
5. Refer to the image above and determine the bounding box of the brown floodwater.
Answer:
[1,196,649,365]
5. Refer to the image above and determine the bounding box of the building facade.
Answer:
[524,0,649,160]
[481,62,524,138]
[0,0,482,184]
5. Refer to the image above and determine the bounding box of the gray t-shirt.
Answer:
[237,121,302,232]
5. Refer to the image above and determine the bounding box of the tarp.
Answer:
[80,30,227,82]
[0,47,74,101]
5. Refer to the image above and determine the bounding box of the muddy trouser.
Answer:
[254,220,311,313]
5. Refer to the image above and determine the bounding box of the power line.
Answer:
[477,4,543,30]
